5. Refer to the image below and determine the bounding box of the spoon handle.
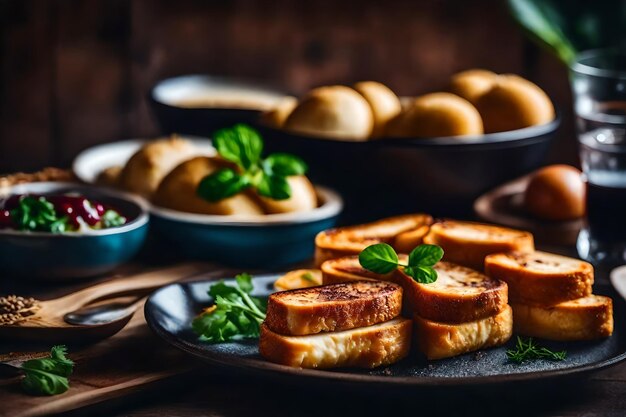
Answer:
[48,263,214,312]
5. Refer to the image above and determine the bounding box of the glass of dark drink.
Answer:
[571,49,626,266]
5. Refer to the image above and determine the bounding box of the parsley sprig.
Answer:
[358,243,444,284]
[10,196,69,233]
[197,124,307,202]
[192,273,267,343]
[506,336,567,363]
[20,345,74,396]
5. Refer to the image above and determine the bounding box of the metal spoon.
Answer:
[63,297,144,326]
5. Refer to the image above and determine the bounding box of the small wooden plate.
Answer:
[474,174,584,246]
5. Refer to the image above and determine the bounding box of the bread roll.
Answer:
[385,93,483,138]
[260,96,298,128]
[475,74,555,133]
[284,86,373,140]
[255,175,317,214]
[118,137,198,197]
[153,156,264,216]
[353,81,402,138]
[450,69,498,104]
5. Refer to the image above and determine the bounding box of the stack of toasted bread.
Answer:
[264,214,613,367]
[485,251,613,341]
[259,280,412,369]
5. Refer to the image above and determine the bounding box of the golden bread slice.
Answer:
[485,251,593,305]
[274,269,322,291]
[414,305,513,360]
[397,261,508,323]
[512,295,613,341]
[423,220,534,270]
[265,281,402,336]
[314,214,433,266]
[321,256,387,285]
[259,317,412,369]
[322,257,508,323]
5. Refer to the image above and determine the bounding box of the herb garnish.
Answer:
[358,243,444,284]
[506,336,567,363]
[10,196,69,233]
[21,345,74,396]
[197,124,307,202]
[192,273,267,343]
[101,209,126,228]
[301,272,316,283]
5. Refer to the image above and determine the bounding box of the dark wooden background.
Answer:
[0,0,575,174]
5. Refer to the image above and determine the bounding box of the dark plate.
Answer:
[145,274,626,387]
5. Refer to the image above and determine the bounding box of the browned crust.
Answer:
[423,220,534,271]
[259,318,412,369]
[512,296,613,341]
[322,257,508,323]
[321,257,389,285]
[414,305,513,360]
[265,281,403,336]
[314,214,433,267]
[485,252,593,305]
[397,261,508,323]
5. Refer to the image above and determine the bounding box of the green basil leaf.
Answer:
[403,265,438,284]
[213,124,263,170]
[257,174,291,200]
[263,153,308,177]
[197,169,249,202]
[408,244,444,267]
[235,273,253,294]
[358,243,399,274]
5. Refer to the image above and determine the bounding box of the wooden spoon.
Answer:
[0,263,214,342]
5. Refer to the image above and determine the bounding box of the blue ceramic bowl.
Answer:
[150,186,342,268]
[0,182,149,280]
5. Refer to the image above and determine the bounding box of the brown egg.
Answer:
[524,165,585,221]
[153,156,264,216]
[259,96,298,128]
[284,86,373,141]
[450,69,498,104]
[475,74,555,133]
[385,92,483,138]
[353,81,402,138]
[256,175,318,214]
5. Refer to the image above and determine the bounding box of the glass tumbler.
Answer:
[571,49,626,266]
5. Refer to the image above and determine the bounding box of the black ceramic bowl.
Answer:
[150,75,287,137]
[257,115,561,221]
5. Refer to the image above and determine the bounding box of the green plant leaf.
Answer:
[263,153,308,177]
[20,345,74,396]
[403,265,438,284]
[213,124,263,170]
[408,244,444,267]
[257,174,291,200]
[235,273,253,294]
[358,243,399,274]
[196,169,249,202]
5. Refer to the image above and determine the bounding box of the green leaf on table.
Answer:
[20,345,74,396]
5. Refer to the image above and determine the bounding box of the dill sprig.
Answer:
[506,336,567,364]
